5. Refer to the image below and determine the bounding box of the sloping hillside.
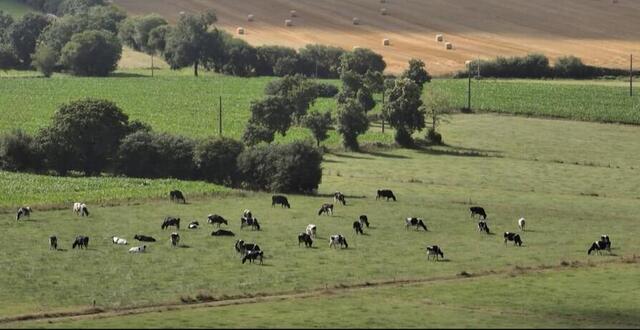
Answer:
[114,0,640,74]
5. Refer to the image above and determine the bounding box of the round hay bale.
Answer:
[285,19,293,27]
[445,42,453,50]
[290,10,297,17]
[237,27,245,35]
[382,38,390,46]
[352,17,360,25]
[179,11,185,16]
[436,34,444,42]
[247,14,254,22]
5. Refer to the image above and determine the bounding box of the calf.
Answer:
[477,220,490,234]
[112,236,128,245]
[503,232,522,246]
[426,245,444,261]
[129,245,147,253]
[211,229,235,236]
[298,232,313,247]
[170,232,180,247]
[272,195,291,208]
[188,221,199,229]
[329,234,348,249]
[405,217,428,231]
[306,224,317,238]
[240,216,260,230]
[518,217,526,231]
[469,206,486,220]
[161,216,180,230]
[49,236,57,250]
[353,221,364,235]
[242,250,264,264]
[16,206,32,221]
[134,234,156,242]
[359,215,370,228]
[169,190,186,203]
[334,192,346,206]
[318,203,334,216]
[207,214,228,227]
[376,189,396,201]
[72,236,89,249]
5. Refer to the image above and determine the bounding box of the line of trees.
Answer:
[0,98,323,193]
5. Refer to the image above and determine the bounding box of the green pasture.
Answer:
[0,0,33,18]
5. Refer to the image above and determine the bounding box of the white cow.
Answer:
[329,234,348,249]
[128,245,146,253]
[73,202,89,216]
[306,224,317,238]
[518,217,526,231]
[112,236,128,245]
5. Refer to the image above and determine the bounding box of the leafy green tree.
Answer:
[0,10,14,44]
[298,44,344,78]
[37,14,87,53]
[0,129,40,172]
[194,137,244,184]
[245,96,295,137]
[147,24,171,55]
[163,10,218,76]
[60,29,121,76]
[57,0,103,16]
[118,14,167,53]
[339,47,385,75]
[336,98,369,150]
[86,4,126,33]
[302,110,332,147]
[424,89,452,145]
[255,45,297,76]
[400,58,431,90]
[383,78,426,147]
[0,44,18,72]
[242,122,276,146]
[220,37,257,77]
[264,74,318,120]
[8,13,50,66]
[32,44,57,77]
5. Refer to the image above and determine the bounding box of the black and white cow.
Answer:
[234,240,260,255]
[477,220,490,234]
[306,224,317,238]
[503,232,522,246]
[112,236,128,245]
[72,236,89,249]
[188,221,199,229]
[169,190,186,204]
[207,214,228,227]
[359,215,370,228]
[353,221,364,235]
[243,209,252,219]
[161,216,180,230]
[329,234,348,249]
[73,203,90,217]
[242,250,264,264]
[318,203,334,216]
[170,232,180,247]
[469,206,486,220]
[272,195,291,208]
[211,229,235,236]
[128,245,146,253]
[49,235,57,250]
[334,192,346,206]
[405,217,428,231]
[240,216,260,230]
[376,189,396,201]
[588,235,612,255]
[134,234,156,242]
[298,232,313,247]
[16,206,32,221]
[426,245,444,261]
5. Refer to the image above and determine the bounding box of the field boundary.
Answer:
[2,255,637,326]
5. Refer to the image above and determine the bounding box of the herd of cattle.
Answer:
[16,188,614,265]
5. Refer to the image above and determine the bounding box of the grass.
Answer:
[0,113,639,326]
[0,0,33,18]
[9,263,640,328]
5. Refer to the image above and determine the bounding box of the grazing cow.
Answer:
[242,250,264,264]
[298,232,313,247]
[376,189,396,201]
[588,235,612,255]
[112,236,128,245]
[170,232,180,247]
[272,195,291,208]
[73,203,90,217]
[16,206,32,221]
[318,203,334,216]
[469,206,486,220]
[243,209,252,219]
[405,217,428,231]
[503,232,522,246]
[477,220,490,234]
[329,234,348,249]
[426,245,445,261]
[49,236,57,250]
[234,240,260,255]
[161,216,180,230]
[188,221,199,229]
[240,216,260,230]
[207,214,228,227]
[334,192,346,206]
[72,236,89,249]
[601,235,612,250]
[129,245,147,253]
[518,218,526,231]
[134,234,156,242]
[306,224,317,238]
[353,221,364,235]
[169,190,186,203]
[359,215,370,228]
[211,229,235,236]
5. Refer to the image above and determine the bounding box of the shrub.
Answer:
[0,129,40,172]
[194,137,244,184]
[315,83,339,98]
[460,53,550,79]
[425,128,443,145]
[32,45,58,77]
[60,29,122,76]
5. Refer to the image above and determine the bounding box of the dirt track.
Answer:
[112,0,640,74]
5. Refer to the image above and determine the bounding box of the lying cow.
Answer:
[169,190,186,203]
[504,232,522,246]
[49,235,57,250]
[188,221,199,229]
[477,220,490,234]
[353,221,364,235]
[72,235,89,249]
[376,189,396,201]
[170,232,180,247]
[272,195,291,208]
[306,224,317,238]
[318,203,334,216]
[134,234,156,242]
[405,217,428,231]
[334,192,346,206]
[16,206,32,221]
[211,229,235,236]
[329,234,348,249]
[242,250,264,265]
[207,214,228,227]
[426,245,444,261]
[298,232,313,247]
[129,245,146,253]
[161,216,180,230]
[469,206,486,220]
[112,236,128,245]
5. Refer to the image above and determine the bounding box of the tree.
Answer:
[57,0,104,16]
[242,122,276,146]
[0,129,39,172]
[302,110,332,147]
[60,29,122,76]
[401,58,431,90]
[245,96,295,137]
[163,10,218,76]
[383,78,426,147]
[298,44,345,78]
[220,37,257,77]
[424,89,452,145]
[339,47,385,76]
[194,137,244,184]
[118,14,167,53]
[264,74,318,120]
[336,98,369,150]
[147,24,170,55]
[0,10,14,44]
[86,4,126,33]
[37,98,130,175]
[32,44,57,77]
[255,45,297,76]
[8,13,50,67]
[0,44,18,72]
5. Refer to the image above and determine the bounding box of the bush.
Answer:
[554,56,590,79]
[460,53,550,79]
[32,45,58,77]
[425,128,443,145]
[194,137,244,184]
[315,83,339,98]
[60,29,122,76]
[0,129,40,172]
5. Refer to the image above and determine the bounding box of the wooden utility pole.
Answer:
[151,54,154,77]
[630,54,633,97]
[467,68,472,110]
[219,95,222,136]
[381,89,385,133]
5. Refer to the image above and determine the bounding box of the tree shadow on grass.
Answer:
[359,149,409,159]
[108,72,149,78]
[416,145,503,158]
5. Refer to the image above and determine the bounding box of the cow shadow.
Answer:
[178,245,191,249]
[54,248,68,252]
